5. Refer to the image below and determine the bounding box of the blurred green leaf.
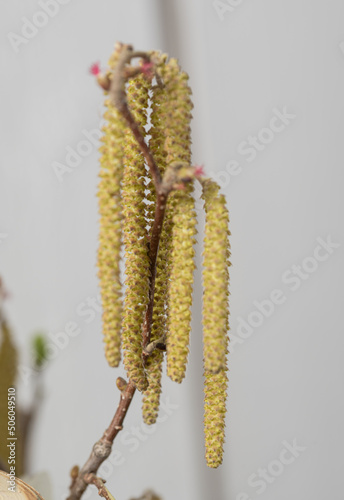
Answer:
[32,333,48,369]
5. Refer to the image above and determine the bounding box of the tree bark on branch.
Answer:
[67,47,173,500]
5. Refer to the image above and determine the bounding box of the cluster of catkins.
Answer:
[97,43,231,468]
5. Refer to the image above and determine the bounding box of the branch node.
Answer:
[84,474,116,500]
[160,161,197,195]
[143,337,166,355]
[93,440,112,459]
[70,465,79,480]
[116,377,128,393]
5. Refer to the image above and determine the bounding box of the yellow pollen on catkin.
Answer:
[142,54,170,423]
[97,45,232,467]
[97,44,126,367]
[161,58,196,384]
[204,369,228,468]
[201,179,231,373]
[121,73,151,392]
[201,178,230,468]
[142,347,164,425]
[166,188,196,384]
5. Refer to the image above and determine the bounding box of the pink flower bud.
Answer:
[194,165,205,177]
[140,61,154,78]
[89,62,101,76]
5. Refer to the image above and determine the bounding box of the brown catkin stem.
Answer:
[141,194,167,349]
[109,44,162,191]
[84,474,117,500]
[67,194,170,500]
[140,66,171,421]
[121,74,151,392]
[68,48,173,500]
[141,196,167,424]
[67,381,136,500]
[67,45,211,499]
[67,196,169,500]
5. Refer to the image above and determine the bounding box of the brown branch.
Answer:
[143,336,165,355]
[67,187,168,500]
[67,193,167,500]
[67,46,187,500]
[67,378,136,500]
[67,199,167,499]
[109,44,170,349]
[141,194,166,350]
[109,44,162,191]
[84,473,117,500]
[102,380,136,442]
[119,104,162,193]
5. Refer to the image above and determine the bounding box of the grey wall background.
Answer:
[1,1,344,499]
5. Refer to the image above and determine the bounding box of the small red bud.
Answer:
[194,165,205,177]
[89,62,101,76]
[140,61,154,78]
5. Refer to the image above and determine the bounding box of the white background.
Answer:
[1,1,344,499]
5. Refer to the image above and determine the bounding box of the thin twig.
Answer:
[68,66,167,500]
[84,473,117,500]
[109,44,162,191]
[67,185,168,500]
[141,194,166,350]
[143,336,165,355]
[67,46,183,500]
[66,380,136,500]
[67,198,166,499]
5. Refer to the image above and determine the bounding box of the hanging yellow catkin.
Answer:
[166,188,196,384]
[121,73,151,392]
[142,59,169,423]
[204,369,228,468]
[163,58,197,384]
[201,178,230,468]
[97,45,126,368]
[202,179,230,373]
